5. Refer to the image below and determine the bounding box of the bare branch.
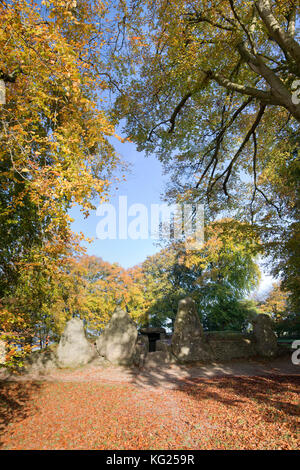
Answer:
[168,91,192,133]
[184,11,234,32]
[196,97,253,189]
[209,104,266,197]
[229,0,256,53]
[167,74,209,133]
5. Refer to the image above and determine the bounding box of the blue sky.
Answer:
[69,136,168,269]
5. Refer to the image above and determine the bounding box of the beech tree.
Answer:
[260,282,300,336]
[0,1,122,363]
[108,0,300,309]
[111,0,299,186]
[135,219,261,330]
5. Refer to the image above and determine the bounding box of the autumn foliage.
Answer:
[0,375,299,450]
[0,0,122,363]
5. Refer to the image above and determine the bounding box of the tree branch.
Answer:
[196,97,253,189]
[255,0,300,64]
[229,0,256,53]
[184,11,234,32]
[210,104,266,197]
[205,69,275,104]
[0,66,22,83]
[168,91,192,133]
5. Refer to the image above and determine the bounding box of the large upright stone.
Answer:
[252,314,278,357]
[24,345,59,373]
[95,308,138,365]
[133,334,148,368]
[171,297,212,363]
[57,317,95,368]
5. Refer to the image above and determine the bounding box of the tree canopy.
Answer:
[107,0,300,311]
[0,0,123,364]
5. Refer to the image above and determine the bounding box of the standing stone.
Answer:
[144,350,176,367]
[57,317,95,368]
[252,314,278,357]
[156,339,171,353]
[95,308,138,365]
[24,346,59,373]
[171,297,212,363]
[133,335,149,368]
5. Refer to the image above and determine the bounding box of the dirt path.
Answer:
[1,356,299,390]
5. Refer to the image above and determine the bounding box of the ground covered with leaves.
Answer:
[0,375,299,450]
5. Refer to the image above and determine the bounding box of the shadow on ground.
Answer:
[183,374,299,414]
[125,355,300,390]
[0,381,42,446]
[126,362,300,440]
